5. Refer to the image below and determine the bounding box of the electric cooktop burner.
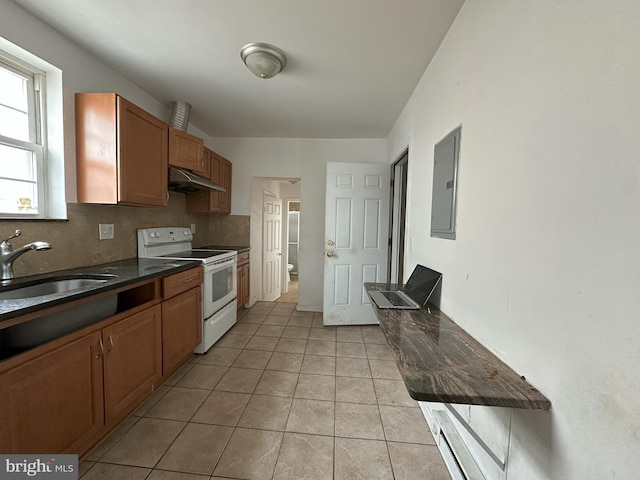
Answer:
[158,250,233,260]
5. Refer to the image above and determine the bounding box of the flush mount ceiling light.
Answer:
[240,42,287,79]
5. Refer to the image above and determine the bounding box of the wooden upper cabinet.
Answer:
[197,147,212,178]
[209,151,232,214]
[185,149,232,215]
[168,127,204,173]
[76,93,169,206]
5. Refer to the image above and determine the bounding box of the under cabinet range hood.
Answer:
[168,167,225,193]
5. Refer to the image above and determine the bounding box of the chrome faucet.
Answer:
[1,230,51,281]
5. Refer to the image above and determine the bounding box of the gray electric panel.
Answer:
[431,127,461,240]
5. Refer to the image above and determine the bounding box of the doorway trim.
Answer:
[284,198,301,294]
[388,149,409,283]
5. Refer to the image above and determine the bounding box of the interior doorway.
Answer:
[250,177,302,305]
[280,199,300,303]
[389,150,408,283]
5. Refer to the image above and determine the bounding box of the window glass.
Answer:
[0,65,30,142]
[1,143,36,180]
[0,145,38,214]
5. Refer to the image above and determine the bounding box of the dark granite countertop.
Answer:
[365,283,551,410]
[0,258,201,323]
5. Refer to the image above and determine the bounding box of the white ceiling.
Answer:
[14,0,464,139]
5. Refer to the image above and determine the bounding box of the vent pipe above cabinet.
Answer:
[169,101,191,131]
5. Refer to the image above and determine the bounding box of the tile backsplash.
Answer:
[0,192,249,278]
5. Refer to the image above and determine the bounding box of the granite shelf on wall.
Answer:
[364,283,551,410]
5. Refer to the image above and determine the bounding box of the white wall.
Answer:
[211,138,387,310]
[388,1,640,478]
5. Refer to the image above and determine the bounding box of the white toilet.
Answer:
[287,263,293,283]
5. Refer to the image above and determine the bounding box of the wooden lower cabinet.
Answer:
[237,251,250,311]
[0,305,162,454]
[103,305,162,425]
[162,287,201,376]
[0,272,202,457]
[0,331,105,454]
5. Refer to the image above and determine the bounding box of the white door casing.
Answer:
[263,193,282,301]
[323,162,390,325]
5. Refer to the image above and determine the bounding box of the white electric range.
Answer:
[137,227,237,353]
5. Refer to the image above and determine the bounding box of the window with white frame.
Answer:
[0,56,45,216]
[0,39,65,220]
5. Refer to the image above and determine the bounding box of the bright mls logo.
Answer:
[0,455,77,479]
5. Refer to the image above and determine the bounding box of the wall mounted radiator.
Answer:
[420,402,511,480]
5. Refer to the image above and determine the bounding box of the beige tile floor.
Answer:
[276,276,298,303]
[80,302,451,480]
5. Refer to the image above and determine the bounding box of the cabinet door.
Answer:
[161,287,202,376]
[236,265,244,312]
[208,152,224,213]
[240,263,250,309]
[195,146,211,177]
[209,153,232,214]
[184,151,232,214]
[219,158,232,214]
[76,92,119,204]
[169,127,204,172]
[0,331,104,454]
[244,264,251,306]
[103,305,162,426]
[118,96,169,206]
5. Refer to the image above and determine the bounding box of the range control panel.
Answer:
[138,227,193,246]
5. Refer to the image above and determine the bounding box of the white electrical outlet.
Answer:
[99,223,114,240]
[190,223,196,234]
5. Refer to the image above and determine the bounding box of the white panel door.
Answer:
[323,162,390,325]
[263,193,282,301]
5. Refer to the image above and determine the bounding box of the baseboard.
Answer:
[295,304,323,312]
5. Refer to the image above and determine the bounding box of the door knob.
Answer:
[326,252,334,257]
[327,240,334,246]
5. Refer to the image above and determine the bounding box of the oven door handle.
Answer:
[206,257,237,270]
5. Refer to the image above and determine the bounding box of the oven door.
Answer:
[203,256,237,318]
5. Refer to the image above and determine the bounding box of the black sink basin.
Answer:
[0,274,117,300]
[0,273,121,360]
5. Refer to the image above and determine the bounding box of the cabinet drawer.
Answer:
[237,251,250,266]
[163,267,203,299]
